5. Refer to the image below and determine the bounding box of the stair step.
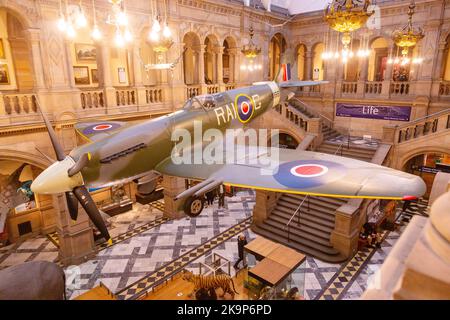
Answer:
[275,203,336,225]
[263,218,331,244]
[270,211,334,234]
[317,145,376,156]
[272,208,335,230]
[322,142,377,153]
[283,193,345,208]
[251,224,346,263]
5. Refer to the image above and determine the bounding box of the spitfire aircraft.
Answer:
[30,60,426,245]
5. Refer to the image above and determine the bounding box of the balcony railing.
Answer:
[365,81,382,95]
[186,85,200,98]
[206,84,219,94]
[390,81,410,96]
[80,89,105,109]
[2,93,38,115]
[439,81,450,97]
[145,87,163,104]
[225,84,236,91]
[342,82,358,94]
[116,88,137,107]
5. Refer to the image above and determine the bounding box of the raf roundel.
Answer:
[82,122,122,135]
[274,160,347,189]
[234,94,255,123]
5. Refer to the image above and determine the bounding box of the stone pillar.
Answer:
[252,190,280,225]
[217,46,224,90]
[99,44,116,109]
[54,193,95,266]
[198,45,206,94]
[64,40,76,89]
[305,50,313,81]
[162,175,186,219]
[28,29,46,90]
[132,45,147,107]
[434,42,447,80]
[356,57,369,97]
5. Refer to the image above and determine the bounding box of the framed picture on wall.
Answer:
[0,64,10,84]
[0,39,5,59]
[73,66,90,85]
[75,43,97,62]
[91,69,98,84]
[118,67,126,83]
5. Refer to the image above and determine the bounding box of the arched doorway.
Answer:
[296,44,306,80]
[278,132,300,149]
[204,34,219,84]
[269,33,286,80]
[0,8,35,91]
[403,152,450,198]
[312,43,324,81]
[344,39,360,81]
[368,37,389,81]
[223,36,237,84]
[441,34,450,80]
[183,32,201,85]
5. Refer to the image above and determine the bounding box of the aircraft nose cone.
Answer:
[31,157,84,194]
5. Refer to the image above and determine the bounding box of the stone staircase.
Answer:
[253,100,379,262]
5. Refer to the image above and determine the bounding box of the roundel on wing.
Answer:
[234,94,255,123]
[82,122,121,135]
[273,160,347,189]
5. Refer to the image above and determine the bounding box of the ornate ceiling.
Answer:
[241,0,329,14]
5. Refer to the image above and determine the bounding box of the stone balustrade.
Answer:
[206,84,219,94]
[145,87,164,104]
[80,89,105,109]
[186,85,200,99]
[1,93,38,115]
[341,81,358,94]
[225,84,236,91]
[365,81,383,95]
[115,88,137,107]
[391,109,450,144]
[390,81,410,96]
[438,81,450,97]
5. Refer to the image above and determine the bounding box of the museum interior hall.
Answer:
[0,0,449,301]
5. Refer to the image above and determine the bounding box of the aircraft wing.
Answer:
[279,80,329,88]
[75,121,128,142]
[155,146,426,200]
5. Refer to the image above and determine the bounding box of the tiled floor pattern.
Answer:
[66,191,256,299]
[316,199,429,300]
[116,217,252,300]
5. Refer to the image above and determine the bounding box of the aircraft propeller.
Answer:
[33,100,111,244]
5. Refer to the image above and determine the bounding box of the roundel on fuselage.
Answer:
[234,94,255,123]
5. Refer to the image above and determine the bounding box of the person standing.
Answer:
[233,234,247,270]
[218,184,225,208]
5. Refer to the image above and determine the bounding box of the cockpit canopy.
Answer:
[182,93,229,111]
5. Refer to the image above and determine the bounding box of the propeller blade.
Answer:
[35,99,65,161]
[65,191,79,221]
[68,153,91,177]
[73,186,112,244]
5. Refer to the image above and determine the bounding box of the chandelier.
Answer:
[147,0,173,64]
[57,0,133,47]
[324,0,373,49]
[241,27,261,60]
[389,1,424,65]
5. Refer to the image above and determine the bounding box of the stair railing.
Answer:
[285,195,310,242]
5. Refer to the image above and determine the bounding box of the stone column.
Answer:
[132,45,147,107]
[305,49,313,80]
[99,44,116,109]
[28,29,46,90]
[435,42,447,80]
[252,190,280,225]
[64,40,76,89]
[162,175,186,219]
[357,57,369,97]
[54,193,95,266]
[217,46,224,90]
[198,45,207,94]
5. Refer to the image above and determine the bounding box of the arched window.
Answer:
[312,43,324,81]
[223,37,237,84]
[204,34,219,84]
[442,35,450,80]
[183,32,201,85]
[269,33,286,80]
[296,44,306,80]
[368,37,388,81]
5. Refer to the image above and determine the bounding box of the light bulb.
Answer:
[66,24,76,38]
[163,24,171,38]
[124,29,133,42]
[115,32,125,47]
[117,11,128,26]
[349,51,354,58]
[394,57,400,64]
[342,56,348,63]
[149,31,159,42]
[76,12,87,28]
[387,58,393,64]
[334,51,340,59]
[57,16,67,31]
[91,25,102,40]
[241,64,247,70]
[365,49,371,57]
[152,19,161,33]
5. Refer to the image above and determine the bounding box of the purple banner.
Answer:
[336,103,411,122]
